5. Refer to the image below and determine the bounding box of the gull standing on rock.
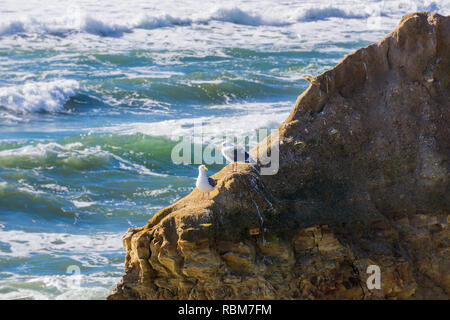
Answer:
[218,141,255,173]
[196,165,216,202]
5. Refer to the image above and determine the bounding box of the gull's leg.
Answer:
[201,192,209,202]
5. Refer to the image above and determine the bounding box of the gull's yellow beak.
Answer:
[217,146,222,150]
[205,167,208,171]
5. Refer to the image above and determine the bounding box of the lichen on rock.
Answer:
[108,12,449,300]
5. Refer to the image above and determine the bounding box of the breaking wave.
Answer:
[297,6,369,21]
[0,80,79,114]
[1,2,433,38]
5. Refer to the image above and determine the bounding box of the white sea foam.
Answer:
[1,0,449,301]
[0,229,122,260]
[41,184,70,193]
[102,101,292,145]
[134,186,173,197]
[82,15,132,37]
[72,200,96,208]
[0,20,25,36]
[297,6,369,21]
[0,141,166,177]
[0,8,284,37]
[0,142,79,157]
[17,182,46,195]
[134,13,192,30]
[0,80,79,113]
[1,0,446,38]
[0,272,122,300]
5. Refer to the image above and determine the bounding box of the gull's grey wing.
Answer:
[208,177,217,187]
[232,147,251,163]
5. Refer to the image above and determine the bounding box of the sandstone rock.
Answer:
[108,13,449,300]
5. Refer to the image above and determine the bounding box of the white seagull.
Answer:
[218,141,255,173]
[196,165,216,201]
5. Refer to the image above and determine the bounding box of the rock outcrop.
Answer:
[108,13,449,300]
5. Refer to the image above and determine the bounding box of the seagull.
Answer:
[196,165,216,202]
[218,141,255,173]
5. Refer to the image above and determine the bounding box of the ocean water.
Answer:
[0,0,448,299]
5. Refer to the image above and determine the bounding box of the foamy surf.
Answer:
[0,80,79,114]
[0,272,121,300]
[1,1,445,38]
[0,140,167,177]
[296,6,369,21]
[102,101,292,145]
[0,7,312,38]
[0,230,123,299]
[0,230,122,258]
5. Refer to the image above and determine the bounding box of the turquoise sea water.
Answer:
[0,0,447,299]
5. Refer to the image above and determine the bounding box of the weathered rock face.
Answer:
[108,13,449,300]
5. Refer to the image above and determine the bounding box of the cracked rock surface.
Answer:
[108,12,449,300]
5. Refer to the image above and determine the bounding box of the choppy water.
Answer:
[0,0,448,299]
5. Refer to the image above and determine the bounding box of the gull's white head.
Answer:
[198,164,208,172]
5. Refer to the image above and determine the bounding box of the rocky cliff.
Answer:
[108,12,449,300]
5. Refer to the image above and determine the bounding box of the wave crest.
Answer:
[82,16,132,37]
[298,6,369,21]
[0,3,407,38]
[209,7,287,26]
[0,80,79,113]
